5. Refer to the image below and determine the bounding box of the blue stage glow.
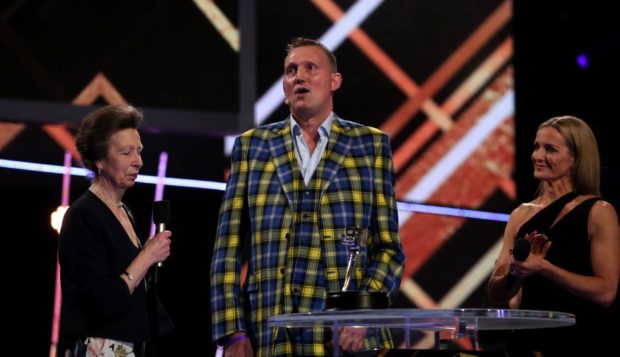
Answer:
[1,158,508,221]
[576,53,589,69]
[396,201,509,222]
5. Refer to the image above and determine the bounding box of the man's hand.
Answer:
[337,326,367,353]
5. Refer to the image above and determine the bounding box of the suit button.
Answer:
[293,287,300,294]
[280,267,285,274]
[285,233,290,240]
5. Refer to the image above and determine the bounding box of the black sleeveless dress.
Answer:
[507,193,618,354]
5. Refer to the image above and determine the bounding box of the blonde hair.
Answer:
[536,115,600,196]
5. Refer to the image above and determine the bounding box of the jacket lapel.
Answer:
[267,121,299,207]
[317,117,352,195]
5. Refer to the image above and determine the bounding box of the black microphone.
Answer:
[153,200,171,268]
[506,238,531,290]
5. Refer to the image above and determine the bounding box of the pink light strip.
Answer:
[150,151,168,236]
[50,150,72,357]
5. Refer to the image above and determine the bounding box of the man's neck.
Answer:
[292,112,332,154]
[295,117,322,135]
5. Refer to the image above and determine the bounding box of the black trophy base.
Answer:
[325,291,388,310]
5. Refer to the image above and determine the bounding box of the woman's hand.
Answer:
[510,231,551,278]
[122,230,172,293]
[143,230,172,267]
[524,230,551,255]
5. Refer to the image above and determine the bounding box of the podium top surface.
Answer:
[269,308,575,331]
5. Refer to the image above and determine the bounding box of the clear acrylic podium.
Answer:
[269,308,575,355]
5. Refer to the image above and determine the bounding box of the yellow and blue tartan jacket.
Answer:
[210,116,404,356]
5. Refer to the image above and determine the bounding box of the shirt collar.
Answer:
[290,112,333,139]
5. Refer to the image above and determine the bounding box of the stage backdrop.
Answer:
[17,0,620,355]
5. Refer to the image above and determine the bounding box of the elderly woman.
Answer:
[57,105,173,357]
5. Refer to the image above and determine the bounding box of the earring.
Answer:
[97,167,102,175]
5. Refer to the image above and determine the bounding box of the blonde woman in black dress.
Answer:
[487,116,619,355]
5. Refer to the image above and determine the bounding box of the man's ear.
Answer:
[331,72,342,92]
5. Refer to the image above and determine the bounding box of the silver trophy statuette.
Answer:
[341,226,367,291]
[325,226,388,310]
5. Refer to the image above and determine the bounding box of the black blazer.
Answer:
[58,190,171,342]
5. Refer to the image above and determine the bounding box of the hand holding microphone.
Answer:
[506,237,531,290]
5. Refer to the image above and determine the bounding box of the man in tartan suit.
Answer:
[210,37,405,356]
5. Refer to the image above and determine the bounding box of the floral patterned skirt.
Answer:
[58,337,143,357]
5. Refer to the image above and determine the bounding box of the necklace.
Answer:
[89,185,141,252]
[89,185,123,208]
